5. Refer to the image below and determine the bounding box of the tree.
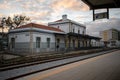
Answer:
[6,15,30,29]
[0,17,6,51]
[0,15,30,51]
[0,15,30,30]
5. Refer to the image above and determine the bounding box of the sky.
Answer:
[0,0,120,37]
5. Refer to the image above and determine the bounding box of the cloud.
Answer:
[0,0,11,9]
[14,0,53,22]
[0,0,90,24]
[20,10,51,24]
[0,0,120,28]
[86,18,120,37]
[0,13,5,17]
[76,14,91,20]
[51,0,89,11]
[28,11,51,20]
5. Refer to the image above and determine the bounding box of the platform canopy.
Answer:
[82,0,120,9]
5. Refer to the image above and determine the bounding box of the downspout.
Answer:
[55,34,56,51]
[69,21,71,49]
[30,24,33,54]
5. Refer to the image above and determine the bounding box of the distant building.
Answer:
[100,28,120,47]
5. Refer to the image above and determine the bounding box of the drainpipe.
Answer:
[55,34,56,51]
[93,9,95,21]
[30,25,33,54]
[68,21,72,49]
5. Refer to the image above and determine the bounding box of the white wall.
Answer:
[91,39,97,47]
[32,32,55,42]
[108,40,120,47]
[9,32,30,43]
[71,23,85,34]
[9,31,56,43]
[49,22,85,34]
[49,23,70,33]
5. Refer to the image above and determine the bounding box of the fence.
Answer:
[9,42,104,55]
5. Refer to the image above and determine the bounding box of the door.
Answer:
[36,37,41,52]
[73,40,75,48]
[11,38,15,51]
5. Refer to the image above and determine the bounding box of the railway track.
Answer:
[0,49,118,80]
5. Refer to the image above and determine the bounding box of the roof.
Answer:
[55,19,69,22]
[55,19,63,22]
[82,0,120,9]
[16,23,64,32]
[67,32,101,40]
[49,19,85,28]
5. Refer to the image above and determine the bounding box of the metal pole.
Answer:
[107,8,109,19]
[93,9,95,21]
[30,27,33,54]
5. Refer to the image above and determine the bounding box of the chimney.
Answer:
[62,14,67,20]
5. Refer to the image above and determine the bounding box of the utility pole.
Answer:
[93,9,95,21]
[107,8,109,19]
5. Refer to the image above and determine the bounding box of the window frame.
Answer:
[47,38,50,48]
[36,37,41,48]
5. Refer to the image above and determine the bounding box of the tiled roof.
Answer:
[16,23,64,32]
[55,19,69,22]
[55,19,63,22]
[52,19,85,28]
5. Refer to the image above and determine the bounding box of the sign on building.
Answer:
[94,12,108,20]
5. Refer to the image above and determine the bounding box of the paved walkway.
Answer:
[0,49,116,80]
[17,50,120,80]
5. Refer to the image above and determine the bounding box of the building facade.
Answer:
[48,15,86,35]
[9,23,66,54]
[100,28,120,47]
[48,15,102,50]
[8,15,102,55]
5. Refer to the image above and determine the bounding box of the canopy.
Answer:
[82,0,120,9]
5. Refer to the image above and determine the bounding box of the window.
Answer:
[25,34,29,36]
[83,31,84,34]
[57,39,60,45]
[73,40,75,48]
[73,28,75,33]
[11,38,15,49]
[78,30,80,34]
[36,37,41,48]
[47,38,50,48]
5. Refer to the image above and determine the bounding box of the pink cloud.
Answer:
[51,0,89,11]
